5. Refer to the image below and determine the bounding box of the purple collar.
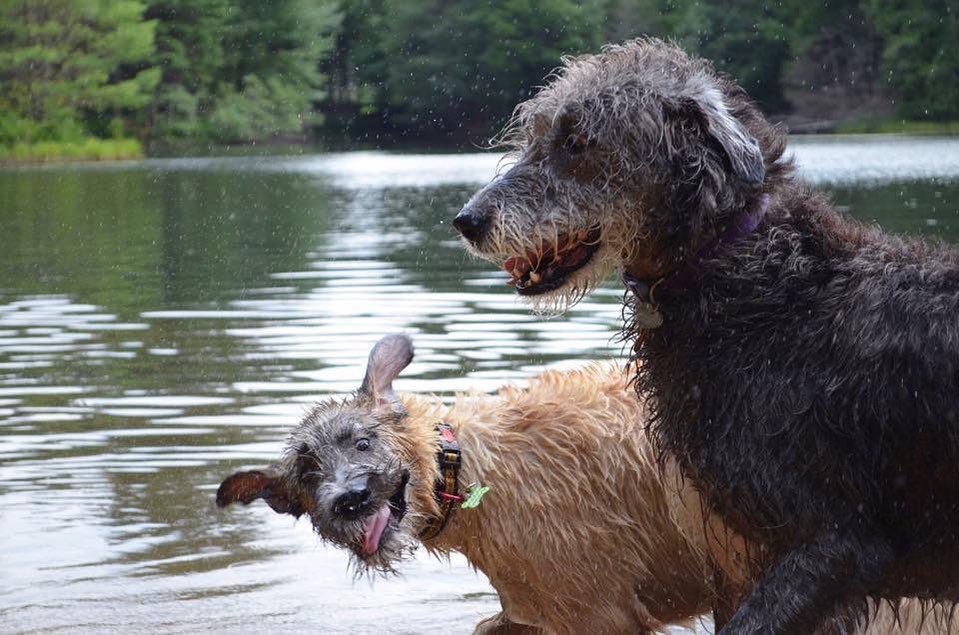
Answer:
[624,194,771,305]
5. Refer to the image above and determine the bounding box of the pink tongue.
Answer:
[362,505,391,555]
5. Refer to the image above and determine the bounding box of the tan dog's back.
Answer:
[419,363,710,633]
[418,363,950,634]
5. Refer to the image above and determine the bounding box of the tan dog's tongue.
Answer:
[362,505,391,555]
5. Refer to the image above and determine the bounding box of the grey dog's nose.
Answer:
[453,205,489,244]
[332,487,371,518]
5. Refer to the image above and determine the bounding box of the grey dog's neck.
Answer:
[625,193,772,307]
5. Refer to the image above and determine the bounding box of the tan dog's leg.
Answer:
[473,612,542,635]
[711,562,749,631]
[703,512,755,632]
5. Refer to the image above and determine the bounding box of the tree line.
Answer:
[0,0,956,153]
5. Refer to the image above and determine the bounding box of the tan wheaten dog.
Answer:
[217,335,942,634]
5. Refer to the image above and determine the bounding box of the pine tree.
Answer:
[145,0,230,138]
[207,0,341,142]
[0,0,159,144]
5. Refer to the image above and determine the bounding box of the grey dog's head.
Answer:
[454,38,781,314]
[217,335,433,572]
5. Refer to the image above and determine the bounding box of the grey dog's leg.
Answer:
[718,530,892,635]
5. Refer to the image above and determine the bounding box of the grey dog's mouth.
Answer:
[360,470,409,556]
[503,227,601,296]
[388,471,409,521]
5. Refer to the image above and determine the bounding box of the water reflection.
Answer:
[1,137,958,633]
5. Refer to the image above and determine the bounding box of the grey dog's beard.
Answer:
[470,196,646,315]
[310,512,421,575]
[347,525,420,576]
[524,257,611,316]
[471,245,614,317]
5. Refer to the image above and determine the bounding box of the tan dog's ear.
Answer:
[358,334,414,412]
[216,468,303,517]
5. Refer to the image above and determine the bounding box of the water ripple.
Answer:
[2,147,957,633]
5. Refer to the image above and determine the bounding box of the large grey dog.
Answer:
[455,38,959,633]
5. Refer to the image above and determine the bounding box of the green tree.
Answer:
[776,0,885,122]
[0,0,159,144]
[208,0,341,142]
[145,0,230,138]
[343,0,605,141]
[671,0,790,111]
[863,0,959,120]
[601,0,678,43]
[324,0,385,112]
[146,0,340,143]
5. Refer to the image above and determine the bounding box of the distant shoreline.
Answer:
[0,139,144,166]
[3,122,958,167]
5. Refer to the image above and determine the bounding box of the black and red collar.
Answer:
[419,423,463,540]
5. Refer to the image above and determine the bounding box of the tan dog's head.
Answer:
[454,38,776,315]
[217,335,438,572]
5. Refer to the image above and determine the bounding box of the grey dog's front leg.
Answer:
[717,530,892,634]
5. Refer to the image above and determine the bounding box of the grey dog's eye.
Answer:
[355,438,371,451]
[564,133,588,155]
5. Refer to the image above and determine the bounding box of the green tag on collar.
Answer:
[460,485,490,509]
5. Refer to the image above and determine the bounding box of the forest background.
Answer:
[0,0,956,161]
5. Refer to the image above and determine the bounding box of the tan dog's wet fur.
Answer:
[218,336,938,634]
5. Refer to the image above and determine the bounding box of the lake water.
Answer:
[1,135,958,634]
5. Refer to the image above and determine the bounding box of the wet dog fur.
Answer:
[217,335,945,634]
[455,38,959,633]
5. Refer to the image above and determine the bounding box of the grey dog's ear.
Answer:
[359,334,414,411]
[674,88,765,185]
[216,468,303,517]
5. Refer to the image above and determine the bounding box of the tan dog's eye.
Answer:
[355,438,371,451]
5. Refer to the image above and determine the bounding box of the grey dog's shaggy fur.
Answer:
[456,38,959,634]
